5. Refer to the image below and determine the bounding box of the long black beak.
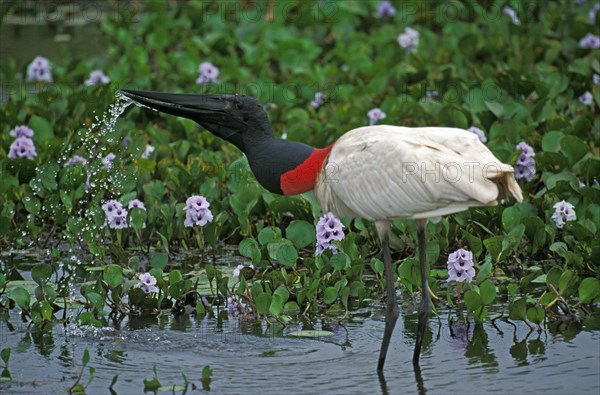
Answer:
[118,89,246,149]
[118,89,234,120]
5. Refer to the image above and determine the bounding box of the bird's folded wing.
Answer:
[316,126,510,221]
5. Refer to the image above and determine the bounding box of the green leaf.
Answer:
[476,255,493,282]
[330,252,350,271]
[256,293,271,316]
[267,240,297,266]
[82,349,90,366]
[150,253,168,270]
[324,287,337,304]
[560,136,589,166]
[483,236,503,260]
[31,264,52,285]
[541,131,565,152]
[258,227,282,245]
[239,238,261,263]
[269,294,283,316]
[10,287,30,310]
[1,348,10,365]
[168,270,183,285]
[103,265,123,288]
[39,300,53,320]
[509,297,527,321]
[285,220,315,249]
[578,278,600,304]
[22,195,41,215]
[526,305,545,325]
[502,206,521,232]
[479,279,497,304]
[464,290,483,312]
[29,115,54,141]
[558,270,579,297]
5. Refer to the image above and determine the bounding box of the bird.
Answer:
[118,89,523,370]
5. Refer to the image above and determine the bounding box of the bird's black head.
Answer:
[118,89,273,152]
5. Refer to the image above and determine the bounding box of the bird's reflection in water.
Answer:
[377,363,427,395]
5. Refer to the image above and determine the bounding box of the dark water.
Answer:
[1,300,599,395]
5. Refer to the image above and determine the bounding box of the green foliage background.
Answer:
[0,0,598,325]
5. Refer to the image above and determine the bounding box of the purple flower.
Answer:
[85,70,110,86]
[593,73,600,86]
[9,125,34,138]
[8,137,37,159]
[128,199,146,210]
[233,264,254,277]
[398,27,419,54]
[310,92,324,109]
[515,142,536,182]
[184,195,214,227]
[102,199,128,229]
[589,3,600,23]
[315,212,345,255]
[64,155,88,167]
[503,6,521,25]
[141,144,155,159]
[579,91,593,106]
[367,108,386,126]
[447,248,476,283]
[137,272,159,294]
[551,200,577,228]
[102,153,116,170]
[425,90,439,100]
[26,56,53,82]
[579,33,600,49]
[376,0,396,18]
[196,62,219,84]
[467,126,487,143]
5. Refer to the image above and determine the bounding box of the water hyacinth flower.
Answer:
[376,0,396,18]
[425,90,439,100]
[579,33,600,49]
[447,248,476,283]
[233,264,254,277]
[502,6,521,25]
[85,70,110,86]
[398,27,419,54]
[310,91,324,108]
[184,195,214,227]
[579,91,593,106]
[141,144,155,159]
[367,108,386,126]
[593,73,600,86]
[9,125,34,138]
[196,62,219,84]
[551,200,577,229]
[26,56,53,82]
[102,152,116,170]
[589,3,600,24]
[514,142,536,181]
[64,155,88,167]
[8,137,37,159]
[102,199,128,229]
[137,272,159,294]
[315,212,345,255]
[128,199,146,210]
[467,126,487,143]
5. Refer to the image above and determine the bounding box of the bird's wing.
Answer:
[315,125,515,221]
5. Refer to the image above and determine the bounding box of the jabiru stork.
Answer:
[118,90,523,370]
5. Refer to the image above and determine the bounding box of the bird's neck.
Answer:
[243,136,334,195]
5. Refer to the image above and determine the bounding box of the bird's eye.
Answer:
[243,117,249,123]
[236,103,243,109]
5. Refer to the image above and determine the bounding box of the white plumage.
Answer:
[315,125,523,221]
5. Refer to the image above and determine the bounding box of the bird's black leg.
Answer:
[413,219,430,363]
[376,221,399,371]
